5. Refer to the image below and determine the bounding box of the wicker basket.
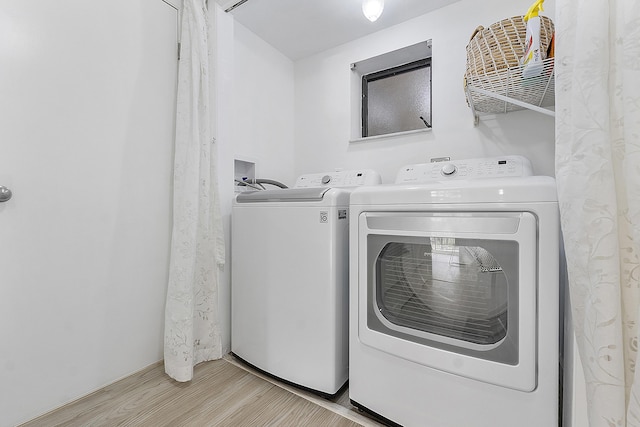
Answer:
[465,15,554,78]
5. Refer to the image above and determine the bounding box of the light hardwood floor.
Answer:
[19,355,386,427]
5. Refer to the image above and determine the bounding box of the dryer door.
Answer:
[357,211,537,392]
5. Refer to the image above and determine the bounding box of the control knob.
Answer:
[321,175,331,185]
[0,186,11,202]
[441,164,457,176]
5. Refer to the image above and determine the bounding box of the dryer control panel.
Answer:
[395,155,533,184]
[295,169,382,188]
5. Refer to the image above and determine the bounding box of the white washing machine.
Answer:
[232,169,381,396]
[349,156,563,426]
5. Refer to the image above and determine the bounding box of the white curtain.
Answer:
[164,0,225,382]
[555,0,640,424]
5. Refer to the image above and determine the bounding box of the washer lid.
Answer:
[236,187,331,203]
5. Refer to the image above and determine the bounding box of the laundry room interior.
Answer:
[2,0,635,426]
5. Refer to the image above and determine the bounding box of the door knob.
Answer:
[0,186,12,202]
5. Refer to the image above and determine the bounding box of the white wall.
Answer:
[0,1,177,425]
[294,0,556,182]
[213,7,296,354]
[228,22,296,187]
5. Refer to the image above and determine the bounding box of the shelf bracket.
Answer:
[465,85,480,126]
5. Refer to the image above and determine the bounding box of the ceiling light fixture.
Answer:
[362,0,384,22]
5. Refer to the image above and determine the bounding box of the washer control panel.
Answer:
[395,156,533,184]
[295,169,382,188]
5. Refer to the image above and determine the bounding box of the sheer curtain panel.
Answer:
[164,0,225,382]
[555,0,640,424]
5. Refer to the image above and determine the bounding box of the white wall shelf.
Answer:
[465,57,555,126]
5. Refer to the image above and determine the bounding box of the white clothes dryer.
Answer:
[232,169,380,396]
[349,156,563,426]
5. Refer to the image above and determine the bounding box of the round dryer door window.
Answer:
[392,240,509,345]
[367,234,520,366]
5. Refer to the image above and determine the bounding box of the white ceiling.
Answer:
[215,0,461,60]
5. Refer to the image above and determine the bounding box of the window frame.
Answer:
[361,57,432,138]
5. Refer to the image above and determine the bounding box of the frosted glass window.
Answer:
[362,59,431,137]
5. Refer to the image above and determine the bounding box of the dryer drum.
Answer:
[378,241,509,345]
